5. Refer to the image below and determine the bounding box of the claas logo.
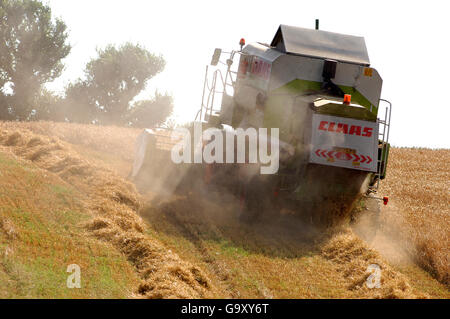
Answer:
[318,121,373,137]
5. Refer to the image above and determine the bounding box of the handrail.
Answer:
[371,98,392,190]
[195,50,240,122]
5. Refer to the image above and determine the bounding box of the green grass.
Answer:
[0,152,139,298]
[217,239,250,257]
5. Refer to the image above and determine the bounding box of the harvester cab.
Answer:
[132,23,392,233]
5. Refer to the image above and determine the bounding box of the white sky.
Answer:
[45,0,450,149]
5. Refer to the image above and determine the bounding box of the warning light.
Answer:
[343,94,352,105]
[210,48,221,66]
[239,38,245,50]
[383,196,389,206]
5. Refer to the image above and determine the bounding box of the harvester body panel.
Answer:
[270,24,370,66]
[309,113,379,172]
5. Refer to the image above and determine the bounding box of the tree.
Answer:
[64,81,98,124]
[72,43,166,125]
[0,93,12,120]
[0,0,71,120]
[127,92,174,128]
[31,88,66,121]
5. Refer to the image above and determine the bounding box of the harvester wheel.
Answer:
[238,177,265,223]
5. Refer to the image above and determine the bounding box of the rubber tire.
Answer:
[238,177,264,223]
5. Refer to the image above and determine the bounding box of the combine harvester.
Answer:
[131,22,392,238]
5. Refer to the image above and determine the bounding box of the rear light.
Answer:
[383,196,389,205]
[343,94,351,105]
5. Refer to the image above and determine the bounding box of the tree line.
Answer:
[0,0,173,127]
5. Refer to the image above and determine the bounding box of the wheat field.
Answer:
[0,121,448,298]
[379,147,449,285]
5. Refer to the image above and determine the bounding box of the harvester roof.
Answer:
[270,24,370,66]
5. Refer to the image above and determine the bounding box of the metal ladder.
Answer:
[372,98,392,190]
[195,51,239,122]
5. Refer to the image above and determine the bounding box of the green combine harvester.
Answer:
[131,22,392,238]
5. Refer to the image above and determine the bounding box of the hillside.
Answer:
[0,150,139,298]
[0,121,448,298]
[0,125,215,298]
